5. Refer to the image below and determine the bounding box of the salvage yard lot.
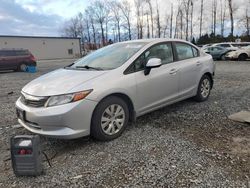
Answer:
[0,59,250,187]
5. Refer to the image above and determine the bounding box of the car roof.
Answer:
[119,38,195,46]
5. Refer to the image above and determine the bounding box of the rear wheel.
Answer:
[220,54,226,61]
[194,75,212,102]
[18,63,27,72]
[91,96,129,141]
[238,54,248,61]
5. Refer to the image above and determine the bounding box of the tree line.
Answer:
[61,0,250,49]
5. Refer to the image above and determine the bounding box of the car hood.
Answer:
[22,68,107,96]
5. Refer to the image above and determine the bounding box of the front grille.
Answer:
[20,93,48,108]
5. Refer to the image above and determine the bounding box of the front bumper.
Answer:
[225,53,238,60]
[15,97,98,139]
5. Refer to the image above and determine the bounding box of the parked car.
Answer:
[16,39,215,141]
[212,42,250,51]
[203,46,231,60]
[225,46,250,61]
[212,43,239,51]
[0,49,36,71]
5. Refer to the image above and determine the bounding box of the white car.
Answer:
[212,43,239,51]
[16,39,215,141]
[225,46,250,61]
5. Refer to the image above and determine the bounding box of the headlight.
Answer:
[45,90,93,107]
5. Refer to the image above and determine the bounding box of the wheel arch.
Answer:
[92,92,136,123]
[203,72,214,89]
[238,53,248,59]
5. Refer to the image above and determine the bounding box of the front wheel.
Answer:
[194,75,212,102]
[91,96,129,141]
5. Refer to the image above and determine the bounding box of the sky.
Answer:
[0,0,89,36]
[0,0,248,37]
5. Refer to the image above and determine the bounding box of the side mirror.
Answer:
[144,58,162,75]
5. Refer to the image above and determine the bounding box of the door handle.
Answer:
[169,68,178,75]
[196,61,201,66]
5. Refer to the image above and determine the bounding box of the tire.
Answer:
[194,74,212,102]
[238,54,247,61]
[91,96,129,141]
[220,54,226,61]
[18,63,27,72]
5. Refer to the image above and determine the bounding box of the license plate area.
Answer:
[16,108,26,121]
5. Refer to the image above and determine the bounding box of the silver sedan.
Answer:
[16,39,215,141]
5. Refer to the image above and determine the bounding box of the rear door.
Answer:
[173,42,202,98]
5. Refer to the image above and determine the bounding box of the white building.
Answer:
[0,35,81,60]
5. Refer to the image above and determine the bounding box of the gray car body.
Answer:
[16,39,215,139]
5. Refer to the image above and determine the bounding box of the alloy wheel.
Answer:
[101,104,125,135]
[200,78,210,98]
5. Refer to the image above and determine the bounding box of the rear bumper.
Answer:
[16,97,98,139]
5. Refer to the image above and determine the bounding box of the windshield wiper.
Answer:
[75,65,103,71]
[64,63,75,68]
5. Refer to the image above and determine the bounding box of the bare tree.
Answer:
[174,3,184,39]
[212,0,217,35]
[246,6,250,36]
[220,0,226,37]
[86,7,97,46]
[170,3,173,38]
[119,0,132,40]
[134,0,143,39]
[199,0,204,38]
[61,17,80,38]
[163,14,170,38]
[190,0,194,39]
[83,11,91,43]
[156,0,161,38]
[145,11,150,38]
[145,0,154,37]
[92,0,107,45]
[183,0,192,40]
[109,1,122,42]
[227,0,234,36]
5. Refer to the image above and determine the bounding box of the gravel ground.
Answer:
[0,59,250,187]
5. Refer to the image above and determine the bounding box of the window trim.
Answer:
[124,42,175,75]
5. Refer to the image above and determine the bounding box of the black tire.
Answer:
[220,54,226,61]
[238,54,247,61]
[18,63,27,72]
[91,96,129,141]
[194,74,212,102]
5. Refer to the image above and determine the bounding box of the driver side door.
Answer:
[130,42,180,115]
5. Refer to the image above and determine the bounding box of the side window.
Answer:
[134,43,174,72]
[4,51,16,56]
[221,44,230,47]
[213,47,221,51]
[192,47,199,57]
[175,43,194,60]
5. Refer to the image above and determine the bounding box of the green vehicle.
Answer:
[203,46,231,60]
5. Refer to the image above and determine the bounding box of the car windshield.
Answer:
[70,42,147,70]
